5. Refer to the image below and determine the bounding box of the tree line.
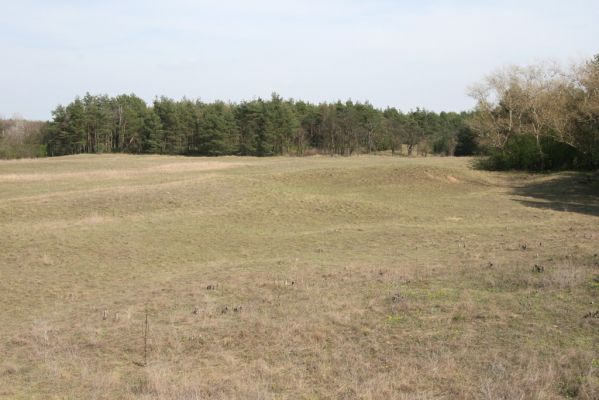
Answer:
[39,93,473,158]
[3,54,598,170]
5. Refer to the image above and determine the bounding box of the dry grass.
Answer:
[0,154,598,399]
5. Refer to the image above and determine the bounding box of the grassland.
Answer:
[0,154,598,399]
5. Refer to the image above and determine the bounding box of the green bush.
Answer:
[454,127,478,156]
[541,139,580,170]
[477,135,590,171]
[485,135,542,170]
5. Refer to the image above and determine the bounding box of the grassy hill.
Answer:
[0,155,597,399]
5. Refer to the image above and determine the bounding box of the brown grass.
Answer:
[0,159,245,183]
[0,154,597,399]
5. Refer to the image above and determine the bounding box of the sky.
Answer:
[1,0,598,120]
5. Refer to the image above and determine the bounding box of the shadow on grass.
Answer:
[512,172,599,217]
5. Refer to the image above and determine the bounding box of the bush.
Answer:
[454,127,478,156]
[476,135,589,171]
[480,135,540,170]
[541,139,580,170]
[432,135,454,155]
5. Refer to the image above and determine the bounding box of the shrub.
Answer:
[454,126,478,156]
[477,135,589,171]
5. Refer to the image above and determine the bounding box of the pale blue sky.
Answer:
[1,0,597,120]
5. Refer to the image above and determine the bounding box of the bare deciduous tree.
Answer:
[469,57,599,168]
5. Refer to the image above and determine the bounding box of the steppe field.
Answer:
[0,154,598,399]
